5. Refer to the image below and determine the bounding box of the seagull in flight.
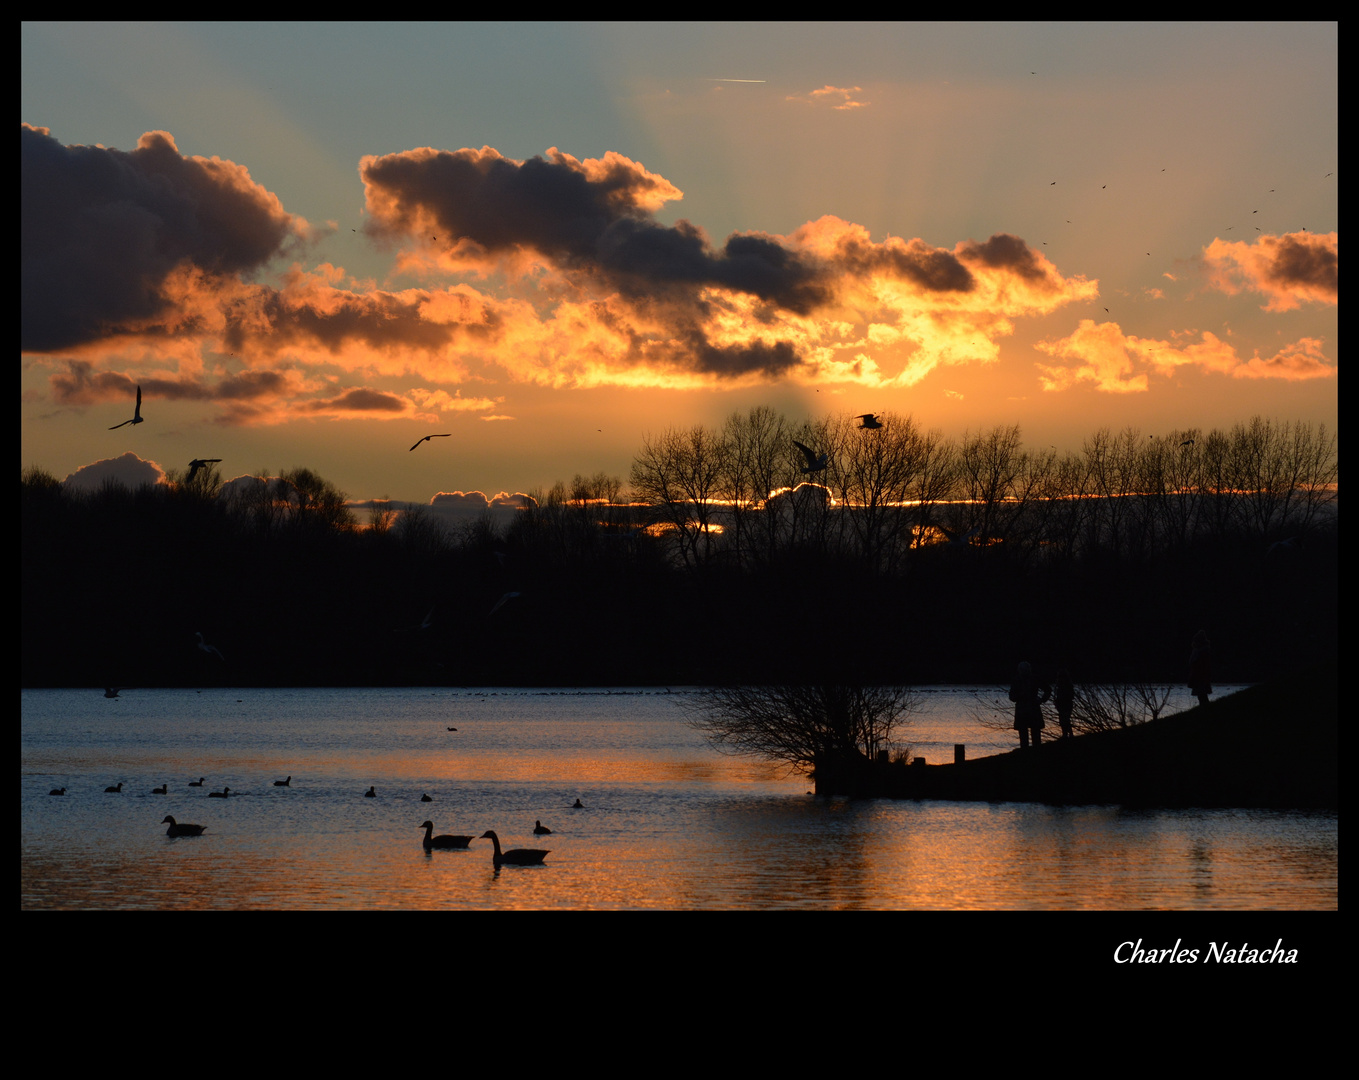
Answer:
[793,440,829,474]
[855,414,883,430]
[109,385,144,430]
[409,434,453,452]
[187,458,222,482]
[195,632,225,661]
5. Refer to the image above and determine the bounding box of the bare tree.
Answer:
[684,683,919,777]
[631,424,728,569]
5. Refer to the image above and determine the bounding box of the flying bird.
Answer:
[109,385,144,430]
[187,458,222,482]
[409,434,452,452]
[793,440,829,474]
[855,414,883,430]
[196,632,225,661]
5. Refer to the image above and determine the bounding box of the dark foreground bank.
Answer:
[817,658,1337,809]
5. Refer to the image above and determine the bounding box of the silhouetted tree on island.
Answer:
[682,684,918,792]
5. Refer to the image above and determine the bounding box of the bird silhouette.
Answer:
[793,440,829,474]
[152,784,168,795]
[208,786,231,798]
[573,799,585,809]
[854,414,883,430]
[480,830,549,866]
[104,782,124,793]
[420,821,474,849]
[162,816,206,837]
[420,793,433,802]
[188,777,205,787]
[534,820,552,835]
[49,788,66,796]
[109,385,144,430]
[364,786,376,798]
[273,776,291,787]
[195,632,225,661]
[104,687,124,698]
[408,434,453,452]
[186,458,222,482]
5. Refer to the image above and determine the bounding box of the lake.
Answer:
[20,685,1335,911]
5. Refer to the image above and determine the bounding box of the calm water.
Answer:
[20,686,1335,910]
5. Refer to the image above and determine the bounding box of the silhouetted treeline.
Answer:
[21,412,1336,689]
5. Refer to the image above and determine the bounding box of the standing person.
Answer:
[1054,668,1075,739]
[1009,662,1051,749]
[1188,630,1213,709]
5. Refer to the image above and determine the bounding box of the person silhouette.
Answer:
[1009,662,1051,749]
[1053,668,1075,739]
[1188,631,1213,709]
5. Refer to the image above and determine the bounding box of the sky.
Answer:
[21,21,1338,517]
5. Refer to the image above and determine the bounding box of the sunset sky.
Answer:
[21,22,1338,514]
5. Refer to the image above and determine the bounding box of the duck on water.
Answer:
[162,816,207,837]
[420,821,474,850]
[479,830,550,867]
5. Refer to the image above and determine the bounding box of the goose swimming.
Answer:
[420,793,433,802]
[208,786,231,798]
[420,821,474,849]
[533,820,552,835]
[273,776,291,787]
[105,782,124,793]
[49,787,66,796]
[364,786,376,798]
[479,830,550,867]
[188,777,205,787]
[162,816,207,837]
[152,784,168,794]
[108,385,144,430]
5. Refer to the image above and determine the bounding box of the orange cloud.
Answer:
[1037,321,1335,392]
[23,128,1107,413]
[788,85,870,110]
[1201,231,1338,311]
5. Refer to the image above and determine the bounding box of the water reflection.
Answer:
[21,688,1335,910]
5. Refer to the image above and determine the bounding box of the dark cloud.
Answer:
[49,358,290,406]
[361,146,832,314]
[1267,235,1338,295]
[22,124,304,351]
[957,233,1050,283]
[301,388,407,414]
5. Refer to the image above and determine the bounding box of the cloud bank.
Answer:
[23,125,1328,425]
